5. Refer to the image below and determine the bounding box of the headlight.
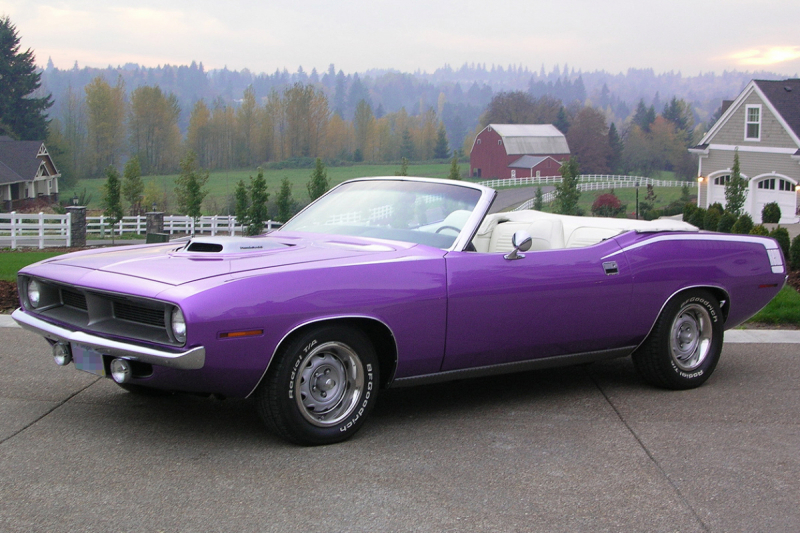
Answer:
[27,279,42,308]
[171,307,187,343]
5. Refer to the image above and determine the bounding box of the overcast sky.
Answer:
[3,0,799,77]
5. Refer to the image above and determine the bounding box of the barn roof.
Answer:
[487,124,570,155]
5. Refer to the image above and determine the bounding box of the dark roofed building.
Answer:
[0,136,61,211]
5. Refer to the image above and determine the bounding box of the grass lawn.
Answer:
[747,285,800,326]
[0,251,64,282]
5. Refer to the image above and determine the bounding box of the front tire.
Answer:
[632,289,724,390]
[256,326,379,445]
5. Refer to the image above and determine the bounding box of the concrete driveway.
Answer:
[1,324,799,532]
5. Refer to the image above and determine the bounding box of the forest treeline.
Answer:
[39,59,791,186]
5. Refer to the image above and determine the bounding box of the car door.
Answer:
[441,239,633,372]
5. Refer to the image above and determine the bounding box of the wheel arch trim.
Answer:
[245,315,399,398]
[634,285,730,353]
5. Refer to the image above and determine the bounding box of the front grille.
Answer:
[61,289,87,310]
[114,301,165,327]
[24,277,179,346]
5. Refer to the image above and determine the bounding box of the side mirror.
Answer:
[504,230,532,260]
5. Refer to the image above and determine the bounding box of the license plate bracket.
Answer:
[71,343,107,376]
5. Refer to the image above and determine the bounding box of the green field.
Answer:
[67,162,462,213]
[0,251,63,282]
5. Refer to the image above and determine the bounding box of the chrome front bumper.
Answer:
[12,308,206,370]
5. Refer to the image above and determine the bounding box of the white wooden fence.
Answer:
[86,215,281,237]
[0,212,72,249]
[0,213,282,249]
[480,174,692,190]
[504,176,689,211]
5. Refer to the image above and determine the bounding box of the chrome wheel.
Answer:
[669,303,713,371]
[295,341,364,427]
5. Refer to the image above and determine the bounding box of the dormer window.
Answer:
[745,105,761,141]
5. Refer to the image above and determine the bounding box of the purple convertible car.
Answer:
[13,177,787,445]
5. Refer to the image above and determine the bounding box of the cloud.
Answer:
[729,46,800,66]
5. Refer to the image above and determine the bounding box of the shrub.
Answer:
[682,202,697,222]
[591,193,626,218]
[769,227,791,260]
[703,209,721,232]
[790,234,800,270]
[717,212,737,233]
[731,213,754,234]
[688,207,706,228]
[762,202,781,223]
[750,224,769,236]
[708,202,724,215]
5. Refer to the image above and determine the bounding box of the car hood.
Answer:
[38,234,415,285]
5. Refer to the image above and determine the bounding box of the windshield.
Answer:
[279,180,483,249]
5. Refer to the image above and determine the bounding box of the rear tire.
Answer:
[256,326,379,445]
[632,289,724,390]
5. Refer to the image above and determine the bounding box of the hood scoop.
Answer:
[183,236,290,254]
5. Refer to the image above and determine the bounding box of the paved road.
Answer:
[1,325,799,532]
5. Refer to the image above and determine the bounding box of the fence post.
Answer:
[10,211,16,249]
[66,211,72,247]
[65,206,87,247]
[37,212,44,249]
[146,211,164,235]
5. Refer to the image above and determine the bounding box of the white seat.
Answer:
[488,219,565,252]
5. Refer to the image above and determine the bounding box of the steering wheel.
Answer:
[435,225,461,235]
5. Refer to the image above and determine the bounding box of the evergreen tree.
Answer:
[234,178,250,231]
[400,129,415,159]
[448,151,461,180]
[433,124,450,159]
[175,150,209,225]
[553,157,581,215]
[246,169,269,235]
[395,157,409,176]
[725,148,748,216]
[307,158,329,200]
[276,177,295,223]
[533,186,544,211]
[554,107,570,134]
[607,123,624,174]
[0,16,52,139]
[102,166,124,244]
[121,156,144,215]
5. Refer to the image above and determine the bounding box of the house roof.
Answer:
[486,124,570,155]
[699,79,800,148]
[0,137,57,186]
[754,79,800,139]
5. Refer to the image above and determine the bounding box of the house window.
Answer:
[758,178,775,190]
[476,139,481,145]
[713,175,730,186]
[498,140,503,145]
[536,170,541,178]
[745,105,761,141]
[779,179,794,191]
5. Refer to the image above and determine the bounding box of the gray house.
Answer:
[691,79,800,224]
[0,136,61,212]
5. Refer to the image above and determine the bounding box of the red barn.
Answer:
[469,124,570,179]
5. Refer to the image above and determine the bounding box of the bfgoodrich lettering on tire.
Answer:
[256,326,379,445]
[632,289,724,390]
